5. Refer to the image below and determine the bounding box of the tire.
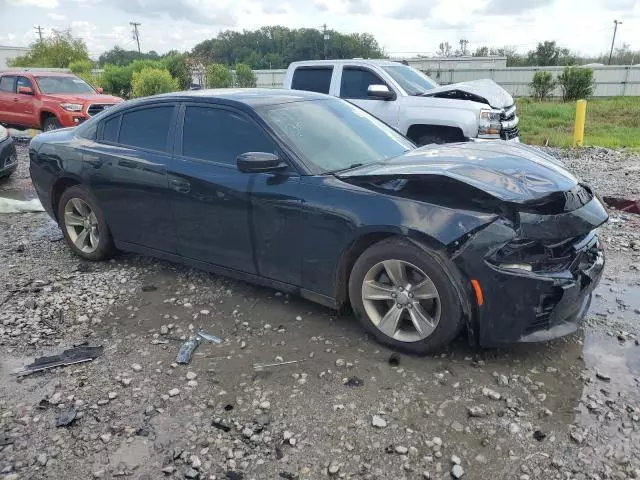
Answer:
[57,185,115,261]
[349,237,465,354]
[43,117,62,131]
[417,134,447,146]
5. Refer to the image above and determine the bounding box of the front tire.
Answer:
[349,238,465,354]
[43,117,62,131]
[57,185,114,261]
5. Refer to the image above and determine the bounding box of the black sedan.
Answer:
[29,89,607,353]
[0,125,18,179]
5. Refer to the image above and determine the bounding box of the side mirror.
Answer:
[18,86,33,95]
[237,152,287,174]
[96,87,104,94]
[367,84,396,101]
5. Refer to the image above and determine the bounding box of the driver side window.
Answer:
[340,68,388,100]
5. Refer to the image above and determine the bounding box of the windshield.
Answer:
[382,65,439,96]
[259,99,414,173]
[35,76,95,94]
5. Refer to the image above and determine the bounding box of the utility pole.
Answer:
[322,24,330,59]
[34,25,43,42]
[130,22,141,54]
[608,20,622,65]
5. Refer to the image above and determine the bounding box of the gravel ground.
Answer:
[0,144,639,480]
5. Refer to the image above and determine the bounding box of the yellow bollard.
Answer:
[573,99,587,147]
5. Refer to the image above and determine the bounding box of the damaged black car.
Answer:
[29,89,607,353]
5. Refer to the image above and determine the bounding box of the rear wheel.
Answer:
[57,185,114,261]
[349,238,465,354]
[43,117,62,131]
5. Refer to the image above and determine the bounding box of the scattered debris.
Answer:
[141,284,157,292]
[372,415,387,428]
[603,196,640,215]
[253,359,302,371]
[197,330,222,343]
[344,376,363,387]
[0,197,45,214]
[388,354,400,367]
[212,420,231,433]
[596,371,612,382]
[533,430,547,442]
[14,345,103,377]
[176,336,201,364]
[55,408,77,427]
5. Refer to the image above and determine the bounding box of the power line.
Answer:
[130,22,141,54]
[34,25,43,42]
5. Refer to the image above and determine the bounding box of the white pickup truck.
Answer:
[283,59,519,145]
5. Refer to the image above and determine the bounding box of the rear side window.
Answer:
[102,115,120,143]
[340,68,386,99]
[181,106,276,166]
[291,67,333,94]
[0,76,15,93]
[119,106,174,152]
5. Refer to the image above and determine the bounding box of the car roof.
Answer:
[150,88,332,107]
[288,59,403,67]
[0,71,77,78]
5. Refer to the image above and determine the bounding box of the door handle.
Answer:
[169,178,190,194]
[12,97,19,102]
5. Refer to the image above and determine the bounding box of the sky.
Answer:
[0,0,638,59]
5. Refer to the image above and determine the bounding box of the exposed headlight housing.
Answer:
[0,125,7,141]
[498,263,533,272]
[60,103,83,112]
[478,108,502,139]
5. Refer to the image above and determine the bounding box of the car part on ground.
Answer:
[29,88,607,353]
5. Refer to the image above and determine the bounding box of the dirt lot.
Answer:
[1,144,639,480]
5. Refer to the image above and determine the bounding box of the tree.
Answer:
[131,68,178,98]
[69,59,102,89]
[234,63,257,87]
[557,67,594,101]
[102,64,134,97]
[98,46,159,66]
[9,29,89,68]
[456,39,469,56]
[192,26,385,68]
[473,46,489,57]
[206,64,232,88]
[530,71,556,100]
[162,53,191,90]
[527,41,570,66]
[437,42,453,57]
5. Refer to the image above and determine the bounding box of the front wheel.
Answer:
[43,117,62,131]
[349,238,465,354]
[57,185,115,261]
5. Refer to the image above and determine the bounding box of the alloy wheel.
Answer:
[361,259,441,342]
[63,198,100,254]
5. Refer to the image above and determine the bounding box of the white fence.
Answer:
[254,65,640,97]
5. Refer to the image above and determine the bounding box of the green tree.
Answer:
[9,29,89,68]
[527,41,570,66]
[206,63,232,88]
[69,59,102,89]
[530,71,556,100]
[131,68,178,98]
[234,63,256,87]
[98,46,159,66]
[473,46,489,57]
[557,67,594,101]
[162,53,191,90]
[102,64,134,97]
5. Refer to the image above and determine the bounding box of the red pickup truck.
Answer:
[0,71,123,131]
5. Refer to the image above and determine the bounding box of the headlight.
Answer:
[478,108,502,138]
[498,263,533,272]
[0,125,7,141]
[60,103,83,112]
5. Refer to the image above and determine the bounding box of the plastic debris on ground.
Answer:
[13,345,103,377]
[253,359,302,371]
[0,197,45,214]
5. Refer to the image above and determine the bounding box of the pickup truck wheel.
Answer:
[43,117,62,131]
[417,134,447,146]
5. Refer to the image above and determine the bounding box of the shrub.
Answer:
[530,71,555,101]
[69,59,93,75]
[163,53,191,90]
[557,67,594,101]
[206,63,232,88]
[131,68,178,98]
[102,64,134,97]
[235,63,257,88]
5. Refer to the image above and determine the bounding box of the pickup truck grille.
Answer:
[87,104,114,117]
[500,104,519,140]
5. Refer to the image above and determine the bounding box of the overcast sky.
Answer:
[0,0,638,59]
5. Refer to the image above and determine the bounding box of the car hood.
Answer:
[42,93,123,104]
[337,142,578,204]
[423,79,514,108]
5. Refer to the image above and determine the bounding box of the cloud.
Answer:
[47,12,66,20]
[601,0,636,8]
[262,3,287,14]
[390,0,437,20]
[107,0,237,26]
[313,0,328,11]
[6,0,58,7]
[483,0,553,15]
[346,0,371,14]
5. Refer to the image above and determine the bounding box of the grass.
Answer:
[516,97,640,149]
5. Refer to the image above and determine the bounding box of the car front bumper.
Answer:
[0,136,17,178]
[453,197,607,346]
